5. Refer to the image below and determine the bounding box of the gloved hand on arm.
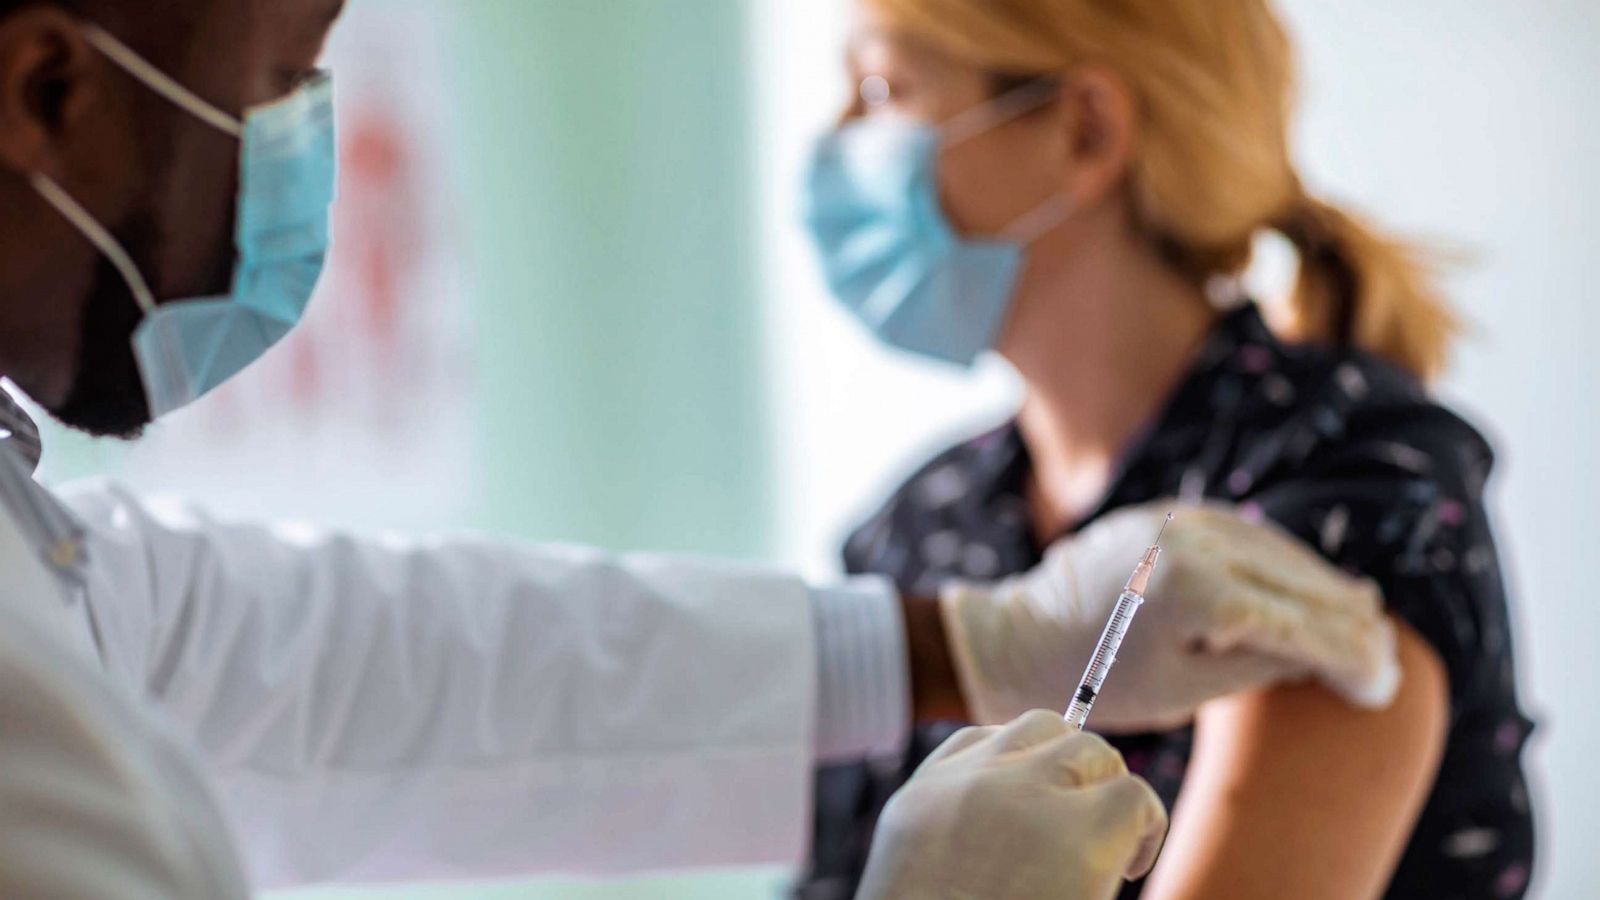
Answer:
[940,502,1399,731]
[858,709,1167,900]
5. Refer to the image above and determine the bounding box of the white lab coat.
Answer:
[2,478,820,890]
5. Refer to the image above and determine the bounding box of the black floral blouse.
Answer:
[798,304,1535,900]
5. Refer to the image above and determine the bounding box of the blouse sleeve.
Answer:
[1242,403,1510,707]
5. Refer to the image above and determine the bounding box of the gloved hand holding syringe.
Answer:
[940,502,1399,733]
[1063,514,1171,730]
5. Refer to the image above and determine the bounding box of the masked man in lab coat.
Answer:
[0,1,1402,897]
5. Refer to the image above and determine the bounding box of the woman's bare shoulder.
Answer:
[1139,618,1448,900]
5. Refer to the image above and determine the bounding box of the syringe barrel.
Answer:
[1064,589,1146,730]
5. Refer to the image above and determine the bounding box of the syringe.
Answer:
[1063,514,1172,731]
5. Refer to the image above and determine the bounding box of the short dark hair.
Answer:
[0,1,207,69]
[0,1,78,14]
[0,1,95,22]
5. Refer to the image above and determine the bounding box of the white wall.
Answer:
[754,2,1600,896]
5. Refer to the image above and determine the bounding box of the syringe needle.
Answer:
[1155,512,1173,546]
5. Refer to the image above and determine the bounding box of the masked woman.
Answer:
[799,1,1535,897]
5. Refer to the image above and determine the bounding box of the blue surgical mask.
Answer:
[31,25,336,419]
[802,83,1067,366]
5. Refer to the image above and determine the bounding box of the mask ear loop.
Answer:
[1002,194,1073,245]
[29,172,194,414]
[937,78,1074,244]
[939,78,1061,148]
[29,174,157,315]
[81,25,243,139]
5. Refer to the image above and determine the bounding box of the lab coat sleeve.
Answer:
[60,480,819,887]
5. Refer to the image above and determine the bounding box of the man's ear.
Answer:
[1054,65,1139,211]
[0,8,100,176]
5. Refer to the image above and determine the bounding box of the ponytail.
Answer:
[1274,194,1458,382]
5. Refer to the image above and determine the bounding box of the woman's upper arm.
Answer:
[1141,617,1449,900]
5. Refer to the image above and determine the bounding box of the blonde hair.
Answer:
[867,0,1457,380]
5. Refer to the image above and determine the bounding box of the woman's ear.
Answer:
[1055,65,1139,211]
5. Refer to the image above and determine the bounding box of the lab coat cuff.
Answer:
[811,577,911,763]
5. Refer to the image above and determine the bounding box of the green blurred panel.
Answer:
[453,0,772,558]
[272,1,784,897]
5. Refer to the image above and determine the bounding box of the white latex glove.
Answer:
[942,502,1399,732]
[858,710,1167,900]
